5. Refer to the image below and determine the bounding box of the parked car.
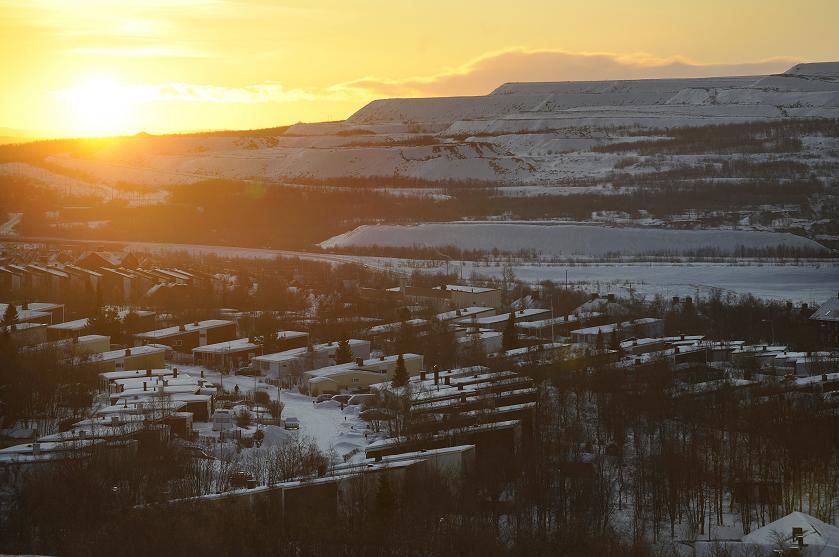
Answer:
[283,416,300,430]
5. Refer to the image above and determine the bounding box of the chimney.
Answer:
[125,348,131,356]
[822,373,828,381]
[607,294,615,303]
[457,384,463,391]
[179,324,186,331]
[173,367,178,378]
[143,381,147,391]
[672,296,680,304]
[433,365,439,386]
[680,334,685,340]
[460,393,467,404]
[111,416,120,426]
[379,355,385,361]
[420,371,427,381]
[31,442,40,456]
[355,357,363,366]
[200,368,204,378]
[444,376,450,385]
[375,454,382,462]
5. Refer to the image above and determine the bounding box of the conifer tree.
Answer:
[502,312,517,351]
[334,338,353,364]
[392,353,408,387]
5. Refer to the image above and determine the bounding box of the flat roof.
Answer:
[135,319,234,339]
[434,284,498,294]
[435,306,495,322]
[48,318,90,331]
[571,318,662,336]
[192,337,259,354]
[253,339,368,363]
[95,344,166,361]
[306,353,423,379]
[459,308,550,326]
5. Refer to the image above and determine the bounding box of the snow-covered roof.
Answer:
[811,296,839,323]
[435,284,497,294]
[571,318,662,336]
[741,512,839,549]
[135,319,234,339]
[47,318,90,331]
[94,344,166,362]
[458,308,550,326]
[252,339,368,363]
[435,306,495,322]
[516,312,600,329]
[368,318,428,335]
[305,353,422,379]
[192,337,258,354]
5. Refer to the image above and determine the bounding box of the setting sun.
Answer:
[59,77,135,137]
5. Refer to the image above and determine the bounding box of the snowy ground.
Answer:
[320,222,827,256]
[177,364,372,460]
[399,260,839,303]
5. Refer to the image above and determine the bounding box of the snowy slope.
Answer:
[320,222,827,256]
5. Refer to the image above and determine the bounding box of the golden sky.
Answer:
[2,0,838,138]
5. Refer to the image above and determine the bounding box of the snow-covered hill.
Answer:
[4,62,838,189]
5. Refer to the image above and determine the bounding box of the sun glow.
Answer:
[60,77,136,137]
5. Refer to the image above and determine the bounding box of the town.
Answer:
[1,242,838,556]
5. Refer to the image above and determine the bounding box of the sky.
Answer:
[2,0,838,138]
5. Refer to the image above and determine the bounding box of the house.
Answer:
[457,308,551,331]
[1,322,47,345]
[88,345,167,373]
[385,284,503,310]
[435,306,496,323]
[516,312,606,339]
[570,318,664,345]
[192,338,261,370]
[695,512,839,557]
[0,303,53,325]
[76,251,138,271]
[305,353,424,395]
[133,319,237,352]
[456,329,503,356]
[572,293,628,317]
[24,302,65,324]
[251,339,371,380]
[811,293,839,349]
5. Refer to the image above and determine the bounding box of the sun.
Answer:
[61,77,135,137]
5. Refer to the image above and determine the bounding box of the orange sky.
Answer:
[2,0,838,138]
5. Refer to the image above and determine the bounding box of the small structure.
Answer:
[192,338,260,370]
[305,353,424,395]
[134,319,237,352]
[811,293,839,349]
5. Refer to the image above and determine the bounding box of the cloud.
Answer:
[333,48,802,98]
[57,80,343,105]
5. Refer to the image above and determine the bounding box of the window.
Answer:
[352,378,359,383]
[174,340,183,347]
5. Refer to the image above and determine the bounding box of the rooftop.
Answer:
[811,295,839,323]
[192,337,259,354]
[135,319,234,339]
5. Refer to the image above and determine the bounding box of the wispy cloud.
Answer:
[333,48,801,98]
[56,80,344,105]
